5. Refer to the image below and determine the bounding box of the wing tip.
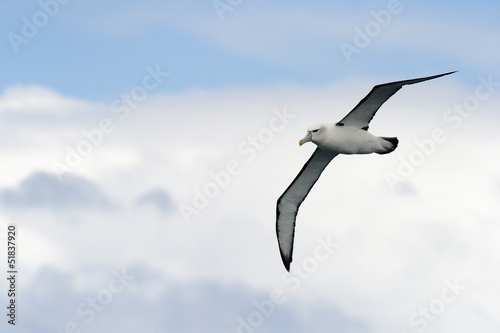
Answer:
[276,217,293,272]
[436,70,458,78]
[280,252,291,272]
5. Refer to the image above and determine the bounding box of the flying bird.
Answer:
[276,71,456,271]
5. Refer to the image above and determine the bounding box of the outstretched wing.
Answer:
[338,71,457,130]
[276,148,338,271]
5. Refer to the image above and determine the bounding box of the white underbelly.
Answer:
[318,127,380,154]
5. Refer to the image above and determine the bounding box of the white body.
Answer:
[301,123,395,155]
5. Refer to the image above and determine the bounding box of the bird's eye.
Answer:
[312,129,319,133]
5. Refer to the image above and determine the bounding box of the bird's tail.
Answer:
[377,137,398,154]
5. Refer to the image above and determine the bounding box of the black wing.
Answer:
[338,71,457,130]
[276,148,338,271]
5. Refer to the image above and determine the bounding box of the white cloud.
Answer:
[0,85,95,114]
[0,172,114,210]
[1,76,499,332]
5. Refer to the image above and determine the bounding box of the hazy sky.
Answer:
[1,1,499,332]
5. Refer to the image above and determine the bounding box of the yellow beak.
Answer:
[299,132,312,146]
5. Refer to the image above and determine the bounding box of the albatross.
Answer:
[276,71,456,271]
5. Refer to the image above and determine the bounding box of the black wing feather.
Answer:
[276,148,337,271]
[339,71,457,130]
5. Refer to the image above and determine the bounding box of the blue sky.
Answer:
[1,1,500,333]
[2,0,498,99]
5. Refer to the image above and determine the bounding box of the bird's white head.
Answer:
[299,124,326,146]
